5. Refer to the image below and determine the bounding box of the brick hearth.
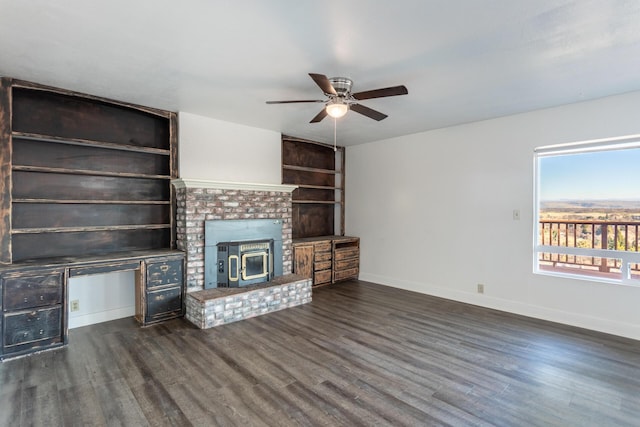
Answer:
[172,179,297,291]
[186,274,312,328]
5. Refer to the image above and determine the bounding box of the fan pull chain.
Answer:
[333,117,337,152]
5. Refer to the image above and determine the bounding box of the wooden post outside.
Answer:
[600,225,609,272]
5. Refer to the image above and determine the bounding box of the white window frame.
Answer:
[534,134,640,286]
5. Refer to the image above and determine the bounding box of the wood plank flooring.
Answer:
[1,280,639,426]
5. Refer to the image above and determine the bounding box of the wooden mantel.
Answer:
[172,178,297,193]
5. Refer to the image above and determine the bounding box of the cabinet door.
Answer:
[293,245,314,279]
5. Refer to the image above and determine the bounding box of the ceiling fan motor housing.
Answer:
[328,77,353,97]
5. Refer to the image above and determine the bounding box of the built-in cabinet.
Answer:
[292,236,359,286]
[135,254,184,325]
[0,251,185,359]
[333,238,360,281]
[0,78,184,359]
[1,267,65,358]
[293,239,333,286]
[282,135,345,238]
[283,135,359,286]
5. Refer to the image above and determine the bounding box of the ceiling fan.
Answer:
[266,73,408,123]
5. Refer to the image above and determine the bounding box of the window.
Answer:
[534,135,640,285]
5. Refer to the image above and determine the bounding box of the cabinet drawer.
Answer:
[147,259,183,289]
[313,242,332,252]
[146,286,182,321]
[314,251,332,262]
[314,260,332,271]
[3,306,62,347]
[2,273,63,310]
[334,247,359,261]
[334,267,358,281]
[314,270,332,285]
[335,258,359,271]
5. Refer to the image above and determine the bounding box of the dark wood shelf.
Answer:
[12,132,171,156]
[12,165,171,180]
[296,184,342,190]
[282,164,338,175]
[4,249,182,270]
[292,200,343,205]
[11,224,171,234]
[12,199,171,205]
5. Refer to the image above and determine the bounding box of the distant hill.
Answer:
[540,200,640,211]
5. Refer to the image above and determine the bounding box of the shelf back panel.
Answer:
[12,171,170,201]
[283,169,335,187]
[292,204,335,239]
[12,88,169,150]
[293,187,336,202]
[12,203,170,229]
[12,228,171,262]
[283,139,335,170]
[13,138,170,176]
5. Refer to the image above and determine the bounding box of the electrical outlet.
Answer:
[477,284,484,294]
[70,299,80,312]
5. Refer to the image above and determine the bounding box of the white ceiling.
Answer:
[2,0,640,146]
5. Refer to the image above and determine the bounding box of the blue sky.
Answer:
[539,147,640,201]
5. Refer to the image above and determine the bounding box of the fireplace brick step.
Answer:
[185,274,311,329]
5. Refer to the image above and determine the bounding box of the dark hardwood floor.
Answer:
[2,280,639,426]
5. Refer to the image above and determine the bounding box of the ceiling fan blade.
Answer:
[352,85,408,100]
[266,100,325,104]
[309,73,337,95]
[350,103,388,121]
[310,108,328,123]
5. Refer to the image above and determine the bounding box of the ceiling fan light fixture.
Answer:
[326,101,348,118]
[267,72,407,123]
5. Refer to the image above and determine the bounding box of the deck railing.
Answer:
[538,220,640,273]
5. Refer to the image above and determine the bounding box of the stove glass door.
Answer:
[242,251,268,280]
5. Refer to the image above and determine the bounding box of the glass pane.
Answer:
[536,143,640,282]
[243,252,267,279]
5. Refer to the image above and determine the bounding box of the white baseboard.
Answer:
[68,306,135,329]
[359,273,640,341]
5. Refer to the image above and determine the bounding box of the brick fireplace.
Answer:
[172,179,297,292]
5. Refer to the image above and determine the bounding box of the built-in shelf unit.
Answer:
[281,135,345,238]
[282,135,359,286]
[0,78,184,359]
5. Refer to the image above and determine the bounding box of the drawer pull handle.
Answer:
[160,265,169,272]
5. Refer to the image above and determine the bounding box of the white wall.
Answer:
[178,111,282,183]
[68,271,135,329]
[346,91,640,340]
